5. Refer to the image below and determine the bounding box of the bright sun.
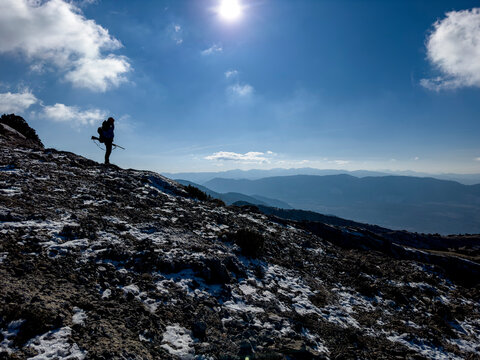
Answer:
[218,0,243,21]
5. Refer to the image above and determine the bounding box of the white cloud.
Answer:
[475,157,480,162]
[0,90,38,114]
[205,151,273,163]
[201,44,223,56]
[41,103,107,126]
[329,160,350,166]
[0,0,131,92]
[228,83,254,97]
[422,8,480,90]
[414,156,420,161]
[65,55,131,92]
[225,70,238,78]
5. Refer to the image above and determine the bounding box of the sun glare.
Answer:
[218,0,243,21]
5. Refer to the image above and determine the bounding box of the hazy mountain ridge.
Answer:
[1,117,480,359]
[163,168,480,186]
[175,179,292,209]
[204,175,480,234]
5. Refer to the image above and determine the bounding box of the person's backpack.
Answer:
[97,126,105,143]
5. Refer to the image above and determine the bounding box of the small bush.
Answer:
[185,185,210,201]
[210,198,226,207]
[233,229,265,257]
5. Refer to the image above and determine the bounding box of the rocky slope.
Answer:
[0,117,479,359]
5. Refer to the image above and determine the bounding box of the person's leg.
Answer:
[105,141,112,164]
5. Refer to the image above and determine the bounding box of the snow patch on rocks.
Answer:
[26,327,86,360]
[161,324,195,359]
[0,320,25,354]
[386,332,462,360]
[72,308,87,326]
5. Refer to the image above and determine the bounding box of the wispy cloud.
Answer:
[74,0,98,7]
[0,0,130,92]
[115,114,136,132]
[170,23,183,45]
[201,44,223,56]
[228,83,254,97]
[422,8,480,90]
[475,157,480,162]
[41,103,107,126]
[224,69,254,99]
[0,90,38,114]
[225,70,238,79]
[205,151,274,163]
[329,160,350,166]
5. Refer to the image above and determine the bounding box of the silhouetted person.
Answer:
[101,117,115,164]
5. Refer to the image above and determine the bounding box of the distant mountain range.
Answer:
[175,179,292,209]
[163,167,480,185]
[202,174,480,235]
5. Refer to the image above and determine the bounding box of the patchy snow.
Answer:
[319,304,361,329]
[72,307,87,326]
[402,320,422,330]
[139,333,151,342]
[122,284,140,296]
[26,327,86,360]
[238,213,266,224]
[448,337,480,355]
[224,262,367,329]
[239,283,257,296]
[0,220,77,246]
[156,269,223,299]
[448,318,480,354]
[387,333,462,360]
[263,264,319,315]
[161,324,195,359]
[223,299,265,313]
[101,289,112,299]
[302,328,330,356]
[336,290,375,313]
[0,186,22,196]
[46,239,90,256]
[0,319,25,354]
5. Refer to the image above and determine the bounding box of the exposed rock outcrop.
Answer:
[0,114,44,149]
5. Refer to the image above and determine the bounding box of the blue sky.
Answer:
[1,0,480,174]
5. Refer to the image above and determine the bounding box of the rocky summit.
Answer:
[0,117,479,360]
